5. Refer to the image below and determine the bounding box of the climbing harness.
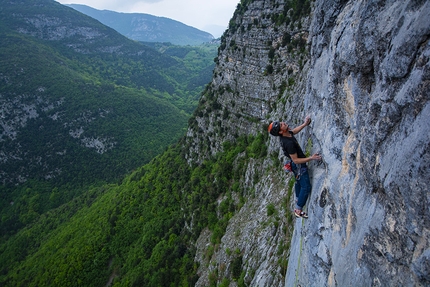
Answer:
[285,161,307,180]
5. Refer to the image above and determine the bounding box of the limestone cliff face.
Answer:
[187,0,429,286]
[287,1,430,286]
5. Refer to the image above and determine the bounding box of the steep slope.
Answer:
[187,0,313,285]
[66,4,215,45]
[0,0,209,237]
[186,0,430,286]
[0,0,217,186]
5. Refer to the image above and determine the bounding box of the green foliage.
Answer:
[237,270,247,287]
[219,277,231,287]
[0,143,193,286]
[0,129,268,286]
[271,0,312,31]
[288,77,296,86]
[142,42,218,112]
[267,203,276,216]
[287,0,312,22]
[305,138,313,157]
[231,255,243,279]
[278,257,289,277]
[0,0,217,240]
[265,64,274,75]
[208,269,218,287]
[268,46,276,60]
[272,13,288,27]
[282,32,292,47]
[0,31,190,231]
[279,80,287,98]
[287,177,296,199]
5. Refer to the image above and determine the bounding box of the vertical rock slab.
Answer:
[286,0,430,286]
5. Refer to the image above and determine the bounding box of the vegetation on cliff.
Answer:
[0,0,215,242]
[0,132,269,286]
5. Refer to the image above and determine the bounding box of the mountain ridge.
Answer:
[66,4,215,45]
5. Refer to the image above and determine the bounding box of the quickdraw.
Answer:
[283,160,293,173]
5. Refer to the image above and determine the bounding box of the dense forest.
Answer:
[0,126,272,285]
[0,0,216,255]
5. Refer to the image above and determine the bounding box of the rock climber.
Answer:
[268,116,321,218]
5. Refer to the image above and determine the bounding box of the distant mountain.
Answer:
[66,4,215,45]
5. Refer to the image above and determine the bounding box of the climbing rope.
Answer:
[294,217,305,286]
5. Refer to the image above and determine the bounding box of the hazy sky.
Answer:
[56,0,239,37]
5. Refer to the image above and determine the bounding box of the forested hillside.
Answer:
[0,131,269,286]
[0,0,215,241]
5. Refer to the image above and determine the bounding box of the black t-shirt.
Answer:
[279,132,306,160]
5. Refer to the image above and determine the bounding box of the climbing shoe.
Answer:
[294,209,308,219]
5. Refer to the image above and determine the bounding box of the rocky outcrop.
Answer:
[287,1,430,286]
[188,0,429,286]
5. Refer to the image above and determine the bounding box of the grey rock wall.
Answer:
[189,0,429,286]
[189,0,312,285]
[286,0,430,286]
